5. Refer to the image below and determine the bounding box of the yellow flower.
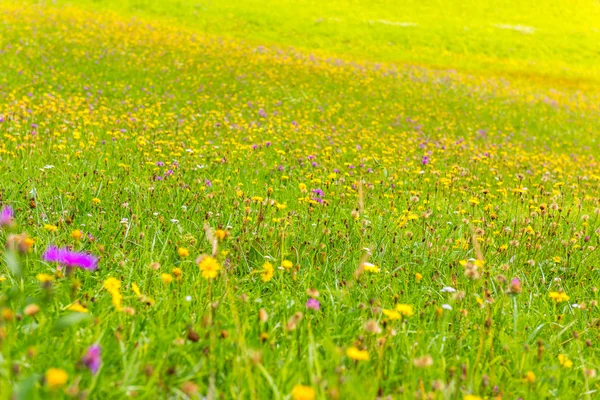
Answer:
[172,267,182,279]
[215,229,228,241]
[382,309,401,320]
[346,346,369,361]
[197,256,220,279]
[415,272,423,281]
[261,262,274,282]
[36,273,54,283]
[549,291,570,302]
[103,277,122,310]
[92,198,101,204]
[67,303,88,313]
[44,224,58,232]
[463,396,482,400]
[282,260,293,270]
[45,368,68,389]
[161,273,173,284]
[524,371,536,383]
[177,247,190,258]
[396,304,414,317]
[362,262,380,273]
[558,354,573,368]
[299,183,307,192]
[291,384,316,400]
[132,282,141,296]
[71,229,84,241]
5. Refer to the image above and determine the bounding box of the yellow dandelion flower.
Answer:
[346,346,369,361]
[549,291,570,302]
[291,384,316,400]
[395,304,414,317]
[382,309,401,320]
[177,247,189,258]
[45,368,68,389]
[362,262,380,273]
[261,262,274,282]
[67,303,88,313]
[132,282,141,296]
[282,260,293,270]
[197,256,220,279]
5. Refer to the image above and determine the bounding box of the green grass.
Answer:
[0,1,600,399]
[24,0,600,85]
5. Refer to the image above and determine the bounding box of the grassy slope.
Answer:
[0,1,600,399]
[23,0,600,85]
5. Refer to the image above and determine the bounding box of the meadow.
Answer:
[1,0,600,398]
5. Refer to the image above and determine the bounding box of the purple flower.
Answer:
[0,206,14,227]
[311,189,324,198]
[421,155,430,165]
[82,345,101,374]
[42,246,98,270]
[306,298,320,311]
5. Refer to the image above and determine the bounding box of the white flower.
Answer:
[442,304,452,310]
[441,286,456,293]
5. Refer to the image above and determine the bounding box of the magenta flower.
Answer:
[42,246,98,270]
[306,298,320,311]
[0,206,14,227]
[81,344,101,374]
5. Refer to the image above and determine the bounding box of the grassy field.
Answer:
[1,1,600,399]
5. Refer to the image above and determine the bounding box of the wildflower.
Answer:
[524,371,536,383]
[215,229,228,241]
[24,304,40,316]
[45,368,68,389]
[177,247,189,258]
[0,206,14,227]
[415,272,423,282]
[103,277,123,311]
[305,298,320,311]
[362,262,380,273]
[71,229,85,241]
[261,262,274,282]
[172,267,182,279]
[363,319,382,334]
[441,286,456,293]
[197,255,220,279]
[42,246,98,271]
[282,260,293,270]
[382,309,401,320]
[44,224,58,232]
[92,198,101,204]
[6,233,34,254]
[291,384,316,400]
[413,355,433,368]
[161,273,173,284]
[549,291,570,303]
[132,282,141,296]
[346,346,369,361]
[508,277,522,294]
[395,304,414,316]
[67,303,88,313]
[36,273,54,283]
[463,396,482,400]
[81,345,101,374]
[558,354,573,368]
[285,312,303,331]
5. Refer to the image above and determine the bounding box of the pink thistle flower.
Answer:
[42,246,98,271]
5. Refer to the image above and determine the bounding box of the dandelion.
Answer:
[558,354,573,368]
[382,309,401,320]
[161,273,173,284]
[362,262,380,273]
[67,303,88,313]
[42,246,98,271]
[524,371,536,383]
[291,384,316,400]
[103,277,123,311]
[282,260,293,270]
[0,206,14,227]
[549,291,570,303]
[132,282,141,296]
[395,304,414,317]
[415,272,423,281]
[346,346,369,361]
[71,229,85,241]
[261,261,274,282]
[81,344,101,374]
[197,256,220,279]
[44,224,58,232]
[177,247,190,258]
[215,229,228,241]
[45,368,68,389]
